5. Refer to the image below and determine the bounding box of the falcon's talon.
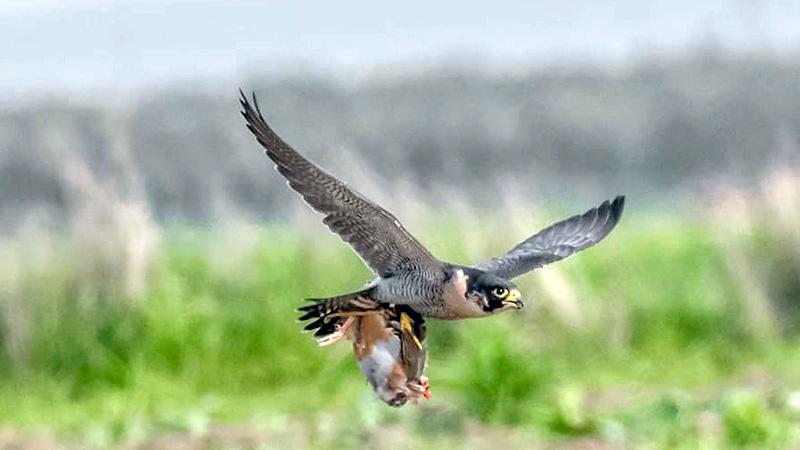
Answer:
[240,91,625,407]
[400,312,423,349]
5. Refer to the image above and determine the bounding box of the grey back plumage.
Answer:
[473,196,625,279]
[240,90,441,279]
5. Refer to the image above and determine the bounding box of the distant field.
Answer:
[1,205,799,449]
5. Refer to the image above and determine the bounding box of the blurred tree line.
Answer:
[1,50,799,229]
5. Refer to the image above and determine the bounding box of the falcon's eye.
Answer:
[492,287,508,298]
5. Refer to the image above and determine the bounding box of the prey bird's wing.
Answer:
[240,90,440,278]
[473,196,625,279]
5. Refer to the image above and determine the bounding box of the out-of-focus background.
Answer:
[2,1,800,448]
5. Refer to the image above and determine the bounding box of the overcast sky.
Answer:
[2,0,799,97]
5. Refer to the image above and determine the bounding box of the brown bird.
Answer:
[345,304,430,406]
[239,90,625,405]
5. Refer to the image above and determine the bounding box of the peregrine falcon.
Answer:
[239,90,625,405]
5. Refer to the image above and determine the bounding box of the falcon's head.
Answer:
[466,270,524,314]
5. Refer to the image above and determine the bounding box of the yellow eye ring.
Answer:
[492,287,508,298]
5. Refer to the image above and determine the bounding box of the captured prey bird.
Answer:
[239,90,625,406]
[346,303,430,406]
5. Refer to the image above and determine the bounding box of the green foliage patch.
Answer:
[0,219,798,448]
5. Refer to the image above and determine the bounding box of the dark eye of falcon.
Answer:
[492,287,508,298]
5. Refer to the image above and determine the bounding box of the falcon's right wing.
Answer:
[240,90,441,279]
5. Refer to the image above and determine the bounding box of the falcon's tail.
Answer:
[297,289,381,341]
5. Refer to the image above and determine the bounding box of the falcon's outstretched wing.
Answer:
[473,196,625,279]
[239,90,440,278]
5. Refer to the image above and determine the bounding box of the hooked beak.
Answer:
[502,289,524,309]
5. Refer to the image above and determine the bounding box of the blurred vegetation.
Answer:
[2,51,800,228]
[1,169,800,448]
[2,51,800,448]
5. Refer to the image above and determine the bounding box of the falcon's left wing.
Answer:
[472,196,625,279]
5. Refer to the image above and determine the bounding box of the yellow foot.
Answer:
[400,312,423,349]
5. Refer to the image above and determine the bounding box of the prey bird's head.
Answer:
[464,269,524,314]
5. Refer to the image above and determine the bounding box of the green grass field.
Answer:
[1,208,800,449]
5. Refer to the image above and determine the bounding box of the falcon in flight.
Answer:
[239,90,625,406]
